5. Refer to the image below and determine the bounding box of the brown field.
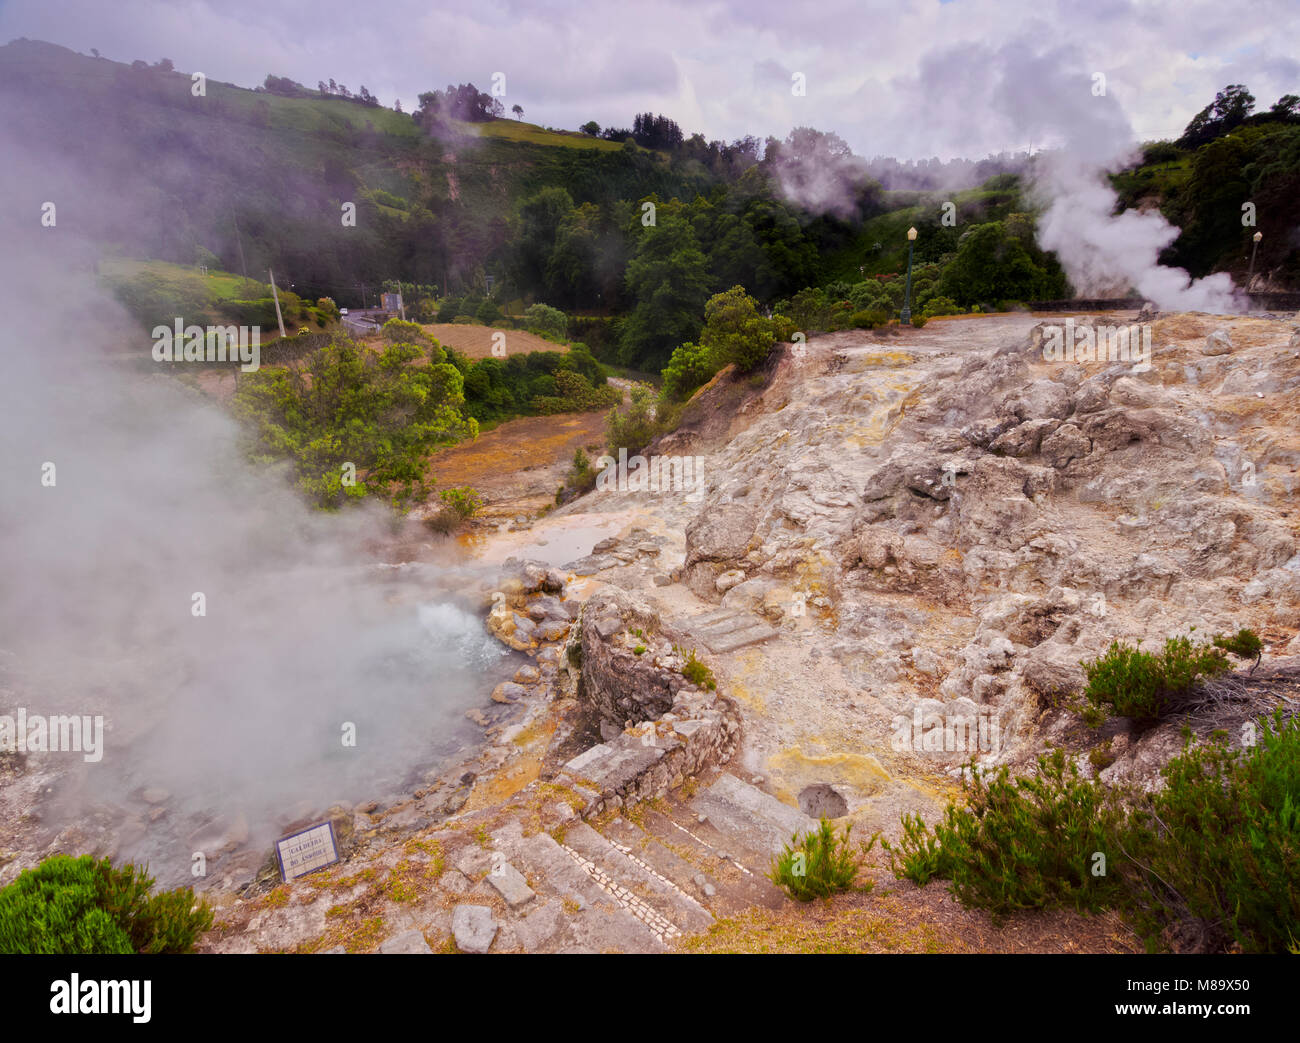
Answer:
[420,324,569,359]
[426,410,607,518]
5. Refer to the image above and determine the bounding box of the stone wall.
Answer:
[557,588,741,817]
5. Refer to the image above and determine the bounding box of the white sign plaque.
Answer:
[276,821,339,881]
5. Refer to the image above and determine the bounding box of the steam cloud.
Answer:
[772,36,1240,312]
[0,134,511,888]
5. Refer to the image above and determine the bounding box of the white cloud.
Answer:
[1,0,1296,157]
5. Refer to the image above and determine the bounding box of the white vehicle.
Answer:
[340,308,349,315]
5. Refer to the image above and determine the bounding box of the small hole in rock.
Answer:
[798,783,848,819]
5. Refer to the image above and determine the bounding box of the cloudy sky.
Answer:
[2,0,1297,160]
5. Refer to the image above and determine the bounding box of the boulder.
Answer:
[1201,329,1232,356]
[1004,379,1073,421]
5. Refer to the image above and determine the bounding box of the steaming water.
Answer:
[6,561,518,889]
[0,224,523,890]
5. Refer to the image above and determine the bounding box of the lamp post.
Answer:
[900,226,918,325]
[1247,231,1263,295]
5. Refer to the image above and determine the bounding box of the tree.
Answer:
[580,120,600,136]
[512,104,523,120]
[511,186,575,296]
[545,202,602,308]
[937,222,1063,306]
[631,112,684,150]
[619,214,711,369]
[700,286,777,373]
[1270,94,1300,119]
[1178,84,1256,148]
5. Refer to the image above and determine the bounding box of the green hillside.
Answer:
[4,37,1297,372]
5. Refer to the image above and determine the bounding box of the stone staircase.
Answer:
[446,772,816,953]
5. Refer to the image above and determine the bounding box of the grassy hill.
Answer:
[0,38,709,307]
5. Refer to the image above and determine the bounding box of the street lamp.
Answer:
[900,226,918,325]
[1247,231,1263,295]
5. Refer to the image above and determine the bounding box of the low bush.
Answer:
[555,447,599,504]
[883,749,1127,921]
[676,646,717,691]
[1081,630,1259,723]
[438,485,482,520]
[0,855,212,954]
[770,820,876,901]
[660,341,715,403]
[882,708,1300,952]
[523,302,568,341]
[605,384,663,455]
[1122,710,1300,953]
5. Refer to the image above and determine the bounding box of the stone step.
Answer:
[563,740,666,794]
[708,623,780,653]
[561,822,714,939]
[688,773,819,856]
[605,811,785,916]
[494,825,667,953]
[685,609,779,654]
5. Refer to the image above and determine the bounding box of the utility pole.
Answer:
[268,268,287,338]
[231,212,249,279]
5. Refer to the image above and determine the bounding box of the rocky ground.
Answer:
[10,309,1298,953]
[204,308,1300,954]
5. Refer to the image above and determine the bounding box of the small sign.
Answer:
[275,821,339,881]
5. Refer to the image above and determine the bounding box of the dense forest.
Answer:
[2,40,1297,374]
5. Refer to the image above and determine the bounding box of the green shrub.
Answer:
[1121,710,1300,953]
[910,314,929,328]
[1082,635,1234,722]
[883,749,1128,922]
[532,369,620,415]
[0,855,212,954]
[884,710,1300,952]
[438,485,482,520]
[1212,627,1263,667]
[605,384,662,455]
[770,313,798,343]
[1089,739,1117,771]
[770,819,875,901]
[524,302,568,341]
[677,646,716,690]
[233,333,475,509]
[700,286,777,374]
[556,447,599,504]
[660,341,716,402]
